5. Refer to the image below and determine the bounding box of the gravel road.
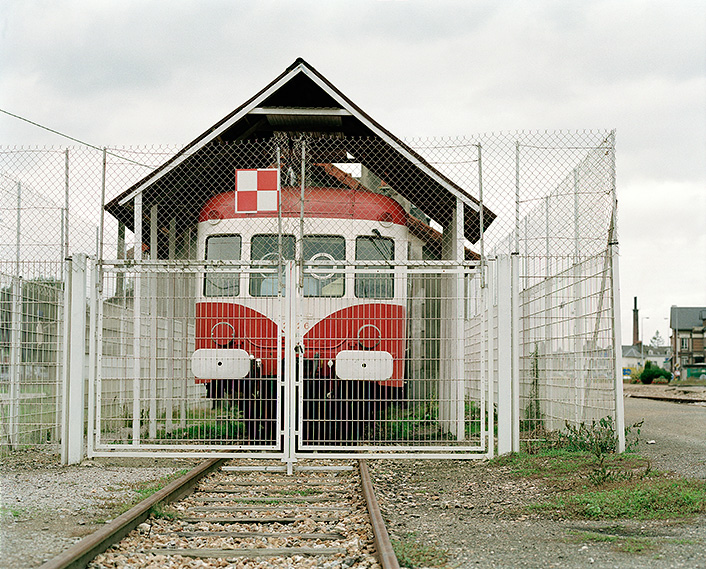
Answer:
[623,395,706,479]
[1,391,704,569]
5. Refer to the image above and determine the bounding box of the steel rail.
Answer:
[37,457,228,569]
[358,459,401,569]
[38,457,399,569]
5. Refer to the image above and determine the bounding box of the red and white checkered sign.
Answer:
[235,168,279,213]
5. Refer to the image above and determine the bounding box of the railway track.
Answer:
[39,459,399,569]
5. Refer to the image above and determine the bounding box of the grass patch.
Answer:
[376,402,443,441]
[156,421,245,442]
[616,537,657,554]
[495,417,706,521]
[569,530,657,554]
[533,480,706,520]
[392,535,449,568]
[0,505,25,519]
[492,450,654,490]
[132,469,190,503]
[495,449,706,521]
[98,469,190,519]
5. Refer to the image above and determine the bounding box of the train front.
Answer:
[190,184,410,441]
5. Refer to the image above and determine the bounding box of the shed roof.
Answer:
[105,58,495,244]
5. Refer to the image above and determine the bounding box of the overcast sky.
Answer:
[1,0,705,346]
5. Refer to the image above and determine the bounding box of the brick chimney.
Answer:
[633,297,639,346]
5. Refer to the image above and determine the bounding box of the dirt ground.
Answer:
[1,386,705,568]
[369,387,706,569]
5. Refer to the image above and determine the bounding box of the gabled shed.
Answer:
[104,58,494,255]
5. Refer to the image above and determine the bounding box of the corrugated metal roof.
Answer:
[105,58,495,245]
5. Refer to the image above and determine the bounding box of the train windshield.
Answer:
[355,236,394,298]
[302,235,345,297]
[250,233,295,297]
[204,234,242,297]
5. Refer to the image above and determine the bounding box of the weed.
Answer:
[527,417,646,485]
[616,537,657,554]
[100,469,190,517]
[0,505,25,519]
[150,503,178,520]
[568,530,618,543]
[532,479,706,520]
[568,531,657,554]
[156,420,244,441]
[392,535,449,568]
[520,346,543,433]
[375,402,443,441]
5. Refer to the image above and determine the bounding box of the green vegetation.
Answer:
[392,534,449,568]
[98,469,189,519]
[156,420,244,441]
[521,346,542,433]
[0,505,25,519]
[568,531,658,554]
[132,469,189,501]
[376,401,441,441]
[150,502,178,520]
[498,418,706,522]
[374,399,486,442]
[533,480,706,520]
[639,360,671,385]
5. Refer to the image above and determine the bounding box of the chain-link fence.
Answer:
[0,130,621,457]
[461,131,620,449]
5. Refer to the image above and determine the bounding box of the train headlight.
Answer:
[357,324,382,350]
[211,322,235,347]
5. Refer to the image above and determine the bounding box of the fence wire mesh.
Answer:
[0,130,619,456]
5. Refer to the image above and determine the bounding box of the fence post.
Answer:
[484,259,495,458]
[497,254,513,454]
[511,252,521,452]
[61,254,87,465]
[455,196,466,441]
[87,257,98,458]
[149,203,158,440]
[608,131,625,452]
[132,193,142,446]
[8,276,22,449]
[9,181,22,448]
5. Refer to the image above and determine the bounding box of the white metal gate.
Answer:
[90,257,491,463]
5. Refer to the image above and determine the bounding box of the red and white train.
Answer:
[190,167,436,442]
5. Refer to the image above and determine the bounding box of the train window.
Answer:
[355,236,394,298]
[250,233,295,297]
[302,235,345,297]
[204,234,241,297]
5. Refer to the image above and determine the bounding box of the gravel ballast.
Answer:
[1,389,705,568]
[0,452,199,568]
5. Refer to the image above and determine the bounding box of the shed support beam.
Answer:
[439,198,466,440]
[497,255,512,454]
[132,194,142,446]
[149,204,158,440]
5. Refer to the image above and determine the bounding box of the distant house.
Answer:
[670,306,706,380]
[622,344,670,377]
